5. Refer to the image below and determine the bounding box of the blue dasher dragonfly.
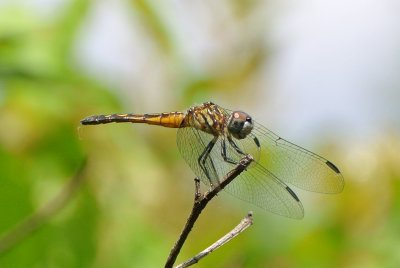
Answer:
[81,102,344,219]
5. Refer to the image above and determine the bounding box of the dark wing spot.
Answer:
[286,186,300,202]
[253,137,260,148]
[326,161,341,174]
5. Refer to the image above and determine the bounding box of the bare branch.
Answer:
[0,158,88,255]
[164,155,253,268]
[175,211,254,268]
[194,178,201,201]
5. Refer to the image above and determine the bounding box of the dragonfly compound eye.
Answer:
[228,111,254,139]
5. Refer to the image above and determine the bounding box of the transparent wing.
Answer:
[222,106,343,193]
[177,125,304,219]
[177,125,220,186]
[244,122,345,193]
[224,162,304,219]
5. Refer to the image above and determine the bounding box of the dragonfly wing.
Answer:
[177,126,220,186]
[248,122,344,193]
[224,163,304,219]
[177,126,304,219]
[211,134,304,218]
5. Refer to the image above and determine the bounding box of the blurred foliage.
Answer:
[0,1,399,268]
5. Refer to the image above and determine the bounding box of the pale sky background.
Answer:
[266,0,400,143]
[2,0,400,145]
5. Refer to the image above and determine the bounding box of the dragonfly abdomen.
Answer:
[81,112,185,128]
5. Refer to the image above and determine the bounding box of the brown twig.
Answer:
[164,155,253,268]
[0,158,88,255]
[175,211,254,268]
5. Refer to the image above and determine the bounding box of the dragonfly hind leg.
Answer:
[198,136,219,186]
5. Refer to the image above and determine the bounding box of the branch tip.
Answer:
[175,212,254,268]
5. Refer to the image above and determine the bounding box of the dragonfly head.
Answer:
[227,111,253,139]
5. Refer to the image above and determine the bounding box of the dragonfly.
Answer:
[81,102,344,219]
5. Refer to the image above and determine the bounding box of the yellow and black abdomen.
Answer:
[80,112,186,128]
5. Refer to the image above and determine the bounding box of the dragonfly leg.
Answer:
[221,136,238,165]
[227,136,246,155]
[198,136,218,186]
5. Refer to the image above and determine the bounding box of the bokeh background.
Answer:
[1,0,399,267]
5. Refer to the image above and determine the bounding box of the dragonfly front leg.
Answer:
[221,136,238,165]
[198,136,218,186]
[227,136,246,155]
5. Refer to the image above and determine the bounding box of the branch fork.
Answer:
[165,155,254,268]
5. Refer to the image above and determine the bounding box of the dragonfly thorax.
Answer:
[227,111,253,139]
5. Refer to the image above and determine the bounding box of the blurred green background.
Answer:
[1,0,399,267]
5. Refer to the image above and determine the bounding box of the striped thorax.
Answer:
[183,102,226,136]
